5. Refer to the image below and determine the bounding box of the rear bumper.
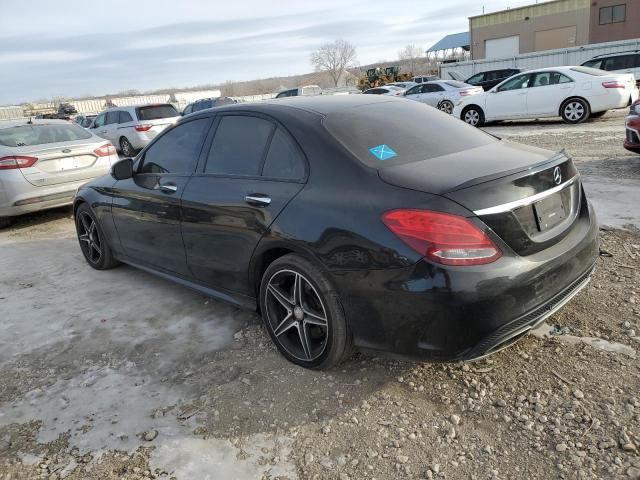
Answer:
[624,115,640,153]
[332,201,599,362]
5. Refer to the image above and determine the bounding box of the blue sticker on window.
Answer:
[369,144,397,161]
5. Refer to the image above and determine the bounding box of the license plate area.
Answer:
[534,193,566,232]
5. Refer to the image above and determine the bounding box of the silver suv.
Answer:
[90,104,180,157]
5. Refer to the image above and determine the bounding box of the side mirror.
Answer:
[111,158,134,180]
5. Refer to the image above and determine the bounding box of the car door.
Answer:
[526,71,575,116]
[110,117,212,276]
[420,83,446,106]
[403,85,425,102]
[180,113,307,297]
[485,73,532,120]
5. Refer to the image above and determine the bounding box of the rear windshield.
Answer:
[444,81,469,89]
[0,123,92,147]
[323,99,496,168]
[135,104,178,120]
[570,66,608,76]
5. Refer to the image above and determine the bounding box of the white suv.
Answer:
[582,51,640,85]
[90,104,180,156]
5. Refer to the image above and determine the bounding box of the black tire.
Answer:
[119,137,136,157]
[0,217,11,229]
[461,106,485,127]
[591,110,607,119]
[438,100,454,114]
[75,203,120,270]
[560,98,590,124]
[259,254,351,369]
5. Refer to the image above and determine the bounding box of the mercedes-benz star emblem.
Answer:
[553,166,562,185]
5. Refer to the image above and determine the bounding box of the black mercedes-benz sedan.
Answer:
[73,95,599,369]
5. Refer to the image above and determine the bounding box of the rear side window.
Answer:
[582,59,602,69]
[0,123,92,147]
[119,111,133,123]
[205,115,274,176]
[467,73,484,84]
[135,104,179,121]
[323,100,495,168]
[139,118,209,174]
[105,111,119,125]
[262,129,305,180]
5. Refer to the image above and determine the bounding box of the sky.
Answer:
[0,0,537,105]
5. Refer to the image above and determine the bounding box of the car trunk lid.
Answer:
[378,140,583,256]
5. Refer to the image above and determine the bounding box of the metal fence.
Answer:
[439,38,640,80]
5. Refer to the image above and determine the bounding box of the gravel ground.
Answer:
[0,109,639,480]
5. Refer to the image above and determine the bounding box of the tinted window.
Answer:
[119,111,133,123]
[139,118,209,174]
[498,74,531,91]
[262,129,305,180]
[583,59,602,69]
[205,116,274,176]
[467,73,484,84]
[135,104,179,121]
[424,84,444,92]
[105,111,120,125]
[0,123,92,147]
[603,55,635,71]
[405,86,422,95]
[531,72,573,87]
[324,100,495,168]
[276,89,297,98]
[364,89,382,94]
[93,113,105,128]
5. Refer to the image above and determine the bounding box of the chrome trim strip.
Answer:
[473,174,579,216]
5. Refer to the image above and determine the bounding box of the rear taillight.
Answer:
[94,144,117,157]
[459,89,475,96]
[135,124,152,132]
[382,209,502,266]
[0,155,38,170]
[602,81,626,89]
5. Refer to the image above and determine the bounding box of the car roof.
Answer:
[0,119,73,129]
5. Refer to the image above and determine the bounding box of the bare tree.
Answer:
[310,39,357,87]
[398,44,423,75]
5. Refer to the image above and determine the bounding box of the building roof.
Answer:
[426,32,470,53]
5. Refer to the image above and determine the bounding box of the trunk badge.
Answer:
[553,166,562,185]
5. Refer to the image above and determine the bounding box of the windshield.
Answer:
[135,104,179,120]
[323,99,496,168]
[0,123,92,147]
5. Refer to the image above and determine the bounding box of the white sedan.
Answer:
[362,86,406,97]
[453,66,639,126]
[404,80,483,114]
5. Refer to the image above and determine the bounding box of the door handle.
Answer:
[244,194,271,207]
[159,182,178,194]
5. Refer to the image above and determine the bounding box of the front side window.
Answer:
[105,111,119,125]
[138,118,209,174]
[262,128,305,180]
[498,74,531,91]
[467,73,485,84]
[205,115,274,176]
[405,86,422,95]
[93,113,105,128]
[599,4,625,24]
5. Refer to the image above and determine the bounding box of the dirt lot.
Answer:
[1,110,639,480]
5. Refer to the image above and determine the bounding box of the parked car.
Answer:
[450,68,521,91]
[412,75,439,84]
[404,80,483,114]
[624,99,640,154]
[275,85,322,98]
[362,86,405,96]
[387,81,416,90]
[74,115,96,129]
[454,66,639,127]
[182,97,237,115]
[73,95,598,369]
[90,104,180,157]
[0,119,117,228]
[582,51,640,85]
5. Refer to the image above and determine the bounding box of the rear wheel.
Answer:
[259,254,351,369]
[438,100,454,114]
[119,137,135,157]
[462,106,485,127]
[0,217,11,229]
[561,98,590,124]
[75,203,119,270]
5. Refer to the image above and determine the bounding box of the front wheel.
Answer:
[438,100,454,114]
[119,137,136,157]
[75,204,120,270]
[461,106,485,127]
[259,254,351,369]
[561,98,590,124]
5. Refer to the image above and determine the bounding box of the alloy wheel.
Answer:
[264,269,329,362]
[564,102,585,122]
[77,211,102,264]
[439,101,453,114]
[120,138,133,157]
[464,109,480,126]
